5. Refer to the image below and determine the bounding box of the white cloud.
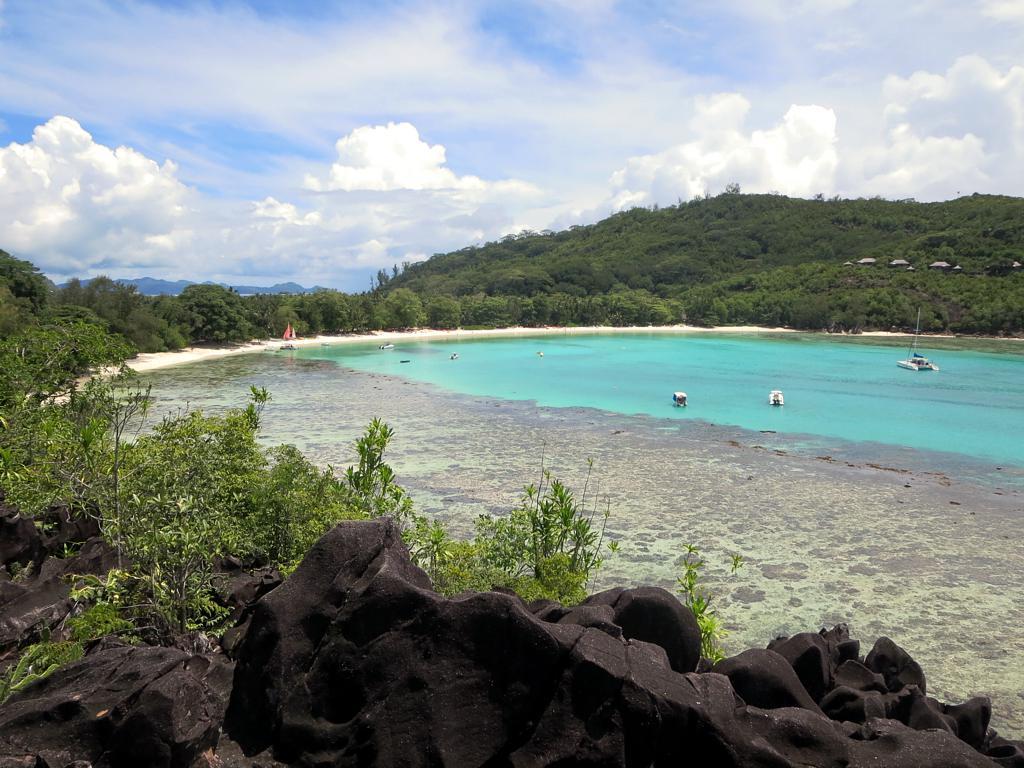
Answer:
[0,116,193,275]
[0,117,550,287]
[608,94,838,208]
[851,55,1024,197]
[304,122,536,198]
[979,0,1024,20]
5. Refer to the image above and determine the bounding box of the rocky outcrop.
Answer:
[0,537,117,651]
[0,495,42,571]
[2,517,1022,767]
[222,519,1012,767]
[0,643,231,768]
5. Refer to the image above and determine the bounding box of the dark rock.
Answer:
[895,686,956,735]
[865,636,927,694]
[714,648,823,713]
[820,685,888,723]
[834,658,888,693]
[554,603,623,638]
[225,518,434,756]
[215,562,283,624]
[581,585,702,673]
[845,718,1000,767]
[768,625,858,703]
[527,598,569,623]
[0,537,117,651]
[987,734,1024,767]
[221,519,1000,767]
[0,495,41,573]
[37,504,101,560]
[0,645,230,768]
[945,696,992,750]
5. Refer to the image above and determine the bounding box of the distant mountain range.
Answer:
[70,277,328,296]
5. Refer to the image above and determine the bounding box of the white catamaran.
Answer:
[897,309,939,371]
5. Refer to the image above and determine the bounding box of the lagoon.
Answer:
[302,331,1024,472]
[137,331,1024,736]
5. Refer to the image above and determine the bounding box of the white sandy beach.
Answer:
[126,324,799,372]
[127,323,1022,373]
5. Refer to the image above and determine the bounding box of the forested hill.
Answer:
[387,193,1024,334]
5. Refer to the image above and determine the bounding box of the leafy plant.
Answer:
[677,543,744,662]
[344,418,415,527]
[0,631,84,704]
[66,602,134,643]
[468,459,616,604]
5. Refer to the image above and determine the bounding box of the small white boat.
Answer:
[672,391,687,407]
[379,343,395,350]
[897,309,939,371]
[280,344,297,351]
[768,390,784,406]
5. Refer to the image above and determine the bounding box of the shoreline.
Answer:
[126,323,1021,373]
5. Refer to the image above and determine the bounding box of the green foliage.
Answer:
[177,283,253,343]
[344,418,415,527]
[454,461,614,605]
[66,602,134,643]
[251,444,360,569]
[426,295,462,329]
[113,393,270,633]
[677,543,744,662]
[0,631,84,704]
[386,193,1024,335]
[0,249,51,314]
[55,277,185,352]
[381,287,426,329]
[0,321,139,518]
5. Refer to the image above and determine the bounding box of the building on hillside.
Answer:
[952,265,963,272]
[843,261,854,266]
[929,261,952,270]
[889,259,910,268]
[856,258,877,266]
[906,265,916,271]
[1013,261,1021,269]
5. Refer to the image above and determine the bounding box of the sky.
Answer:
[0,0,1022,290]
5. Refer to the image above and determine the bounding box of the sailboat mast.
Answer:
[907,308,921,357]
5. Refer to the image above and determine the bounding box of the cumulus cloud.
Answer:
[304,122,537,199]
[0,117,549,287]
[0,116,193,275]
[850,55,1024,197]
[608,94,838,208]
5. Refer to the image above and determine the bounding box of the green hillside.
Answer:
[388,193,1024,334]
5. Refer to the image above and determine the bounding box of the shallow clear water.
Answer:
[136,334,1024,737]
[299,332,1024,471]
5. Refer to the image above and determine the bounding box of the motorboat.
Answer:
[379,343,395,350]
[769,390,784,406]
[898,309,939,371]
[672,391,687,407]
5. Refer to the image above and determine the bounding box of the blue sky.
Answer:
[1,0,1022,289]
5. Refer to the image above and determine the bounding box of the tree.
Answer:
[178,284,252,343]
[381,288,426,329]
[426,295,461,329]
[0,250,50,313]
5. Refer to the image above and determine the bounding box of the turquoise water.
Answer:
[136,341,1024,735]
[294,332,1024,469]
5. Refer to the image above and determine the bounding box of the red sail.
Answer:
[282,323,294,340]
